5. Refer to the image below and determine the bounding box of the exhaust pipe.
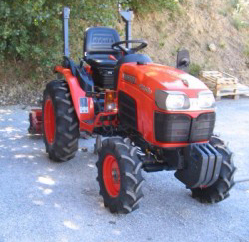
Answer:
[118,4,134,49]
[63,7,70,58]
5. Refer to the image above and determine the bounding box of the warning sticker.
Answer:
[79,97,89,113]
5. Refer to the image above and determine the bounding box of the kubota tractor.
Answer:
[30,7,236,213]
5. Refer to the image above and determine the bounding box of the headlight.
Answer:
[198,91,215,108]
[155,90,190,111]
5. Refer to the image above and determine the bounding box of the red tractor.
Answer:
[30,7,236,213]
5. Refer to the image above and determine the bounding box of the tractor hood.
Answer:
[121,63,209,99]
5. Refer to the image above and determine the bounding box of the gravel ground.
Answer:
[0,99,248,242]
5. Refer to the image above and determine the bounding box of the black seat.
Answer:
[83,27,122,89]
[83,27,122,66]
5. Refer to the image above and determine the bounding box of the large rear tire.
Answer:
[191,136,236,203]
[96,138,144,214]
[42,80,79,162]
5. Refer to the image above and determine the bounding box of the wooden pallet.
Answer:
[200,71,249,100]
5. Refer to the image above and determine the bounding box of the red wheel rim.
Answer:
[44,98,55,144]
[103,154,121,197]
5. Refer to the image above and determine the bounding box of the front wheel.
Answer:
[96,138,144,214]
[191,136,236,203]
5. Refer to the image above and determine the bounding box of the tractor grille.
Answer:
[154,112,215,143]
[189,113,216,142]
[118,91,137,130]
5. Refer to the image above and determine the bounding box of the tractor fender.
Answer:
[54,66,94,123]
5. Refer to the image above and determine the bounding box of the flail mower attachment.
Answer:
[28,109,43,135]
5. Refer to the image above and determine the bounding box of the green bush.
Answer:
[189,63,202,77]
[230,0,239,9]
[0,0,62,65]
[231,16,249,30]
[121,0,179,13]
[244,44,249,57]
[0,0,118,65]
[0,0,179,70]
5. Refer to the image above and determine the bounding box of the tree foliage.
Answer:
[121,0,179,13]
[0,0,118,65]
[0,0,178,67]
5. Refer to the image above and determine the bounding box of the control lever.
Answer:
[109,55,117,61]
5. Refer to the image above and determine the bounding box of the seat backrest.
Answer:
[83,27,121,60]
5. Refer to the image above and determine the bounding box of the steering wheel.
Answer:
[112,40,147,55]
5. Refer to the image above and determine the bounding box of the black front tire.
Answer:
[96,137,144,214]
[42,80,80,162]
[191,136,236,203]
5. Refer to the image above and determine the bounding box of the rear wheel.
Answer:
[42,80,79,162]
[96,138,144,214]
[191,136,236,203]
